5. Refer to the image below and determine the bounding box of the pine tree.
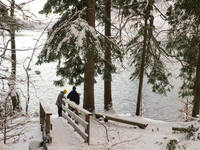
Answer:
[101,0,112,110]
[38,0,122,111]
[123,0,173,115]
[166,0,200,117]
[95,0,124,110]
[38,0,99,111]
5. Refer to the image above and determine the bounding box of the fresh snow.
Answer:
[1,108,200,150]
[1,1,200,150]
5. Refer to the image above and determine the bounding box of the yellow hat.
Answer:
[63,89,67,94]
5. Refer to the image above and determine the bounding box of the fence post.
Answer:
[40,103,44,131]
[39,100,52,144]
[46,114,51,143]
[85,114,90,144]
[75,109,79,125]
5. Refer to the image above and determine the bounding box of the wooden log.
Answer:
[95,113,148,129]
[172,127,189,132]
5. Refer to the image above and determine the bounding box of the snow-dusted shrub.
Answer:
[184,116,200,140]
[159,136,186,150]
[166,139,178,150]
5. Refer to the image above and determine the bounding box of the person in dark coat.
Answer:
[56,89,67,117]
[67,86,80,111]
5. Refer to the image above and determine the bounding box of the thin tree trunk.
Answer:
[3,100,7,144]
[83,0,95,111]
[10,0,16,80]
[192,46,200,117]
[104,0,112,110]
[136,0,154,116]
[10,0,20,110]
[4,116,6,144]
[136,18,147,116]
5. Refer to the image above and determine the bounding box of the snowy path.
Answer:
[44,114,200,150]
[47,115,89,150]
[47,114,177,150]
[3,113,200,150]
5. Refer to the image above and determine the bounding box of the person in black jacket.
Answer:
[67,86,80,111]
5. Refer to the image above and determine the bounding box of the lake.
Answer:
[2,30,184,122]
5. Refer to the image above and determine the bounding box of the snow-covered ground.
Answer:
[1,109,200,150]
[0,1,199,149]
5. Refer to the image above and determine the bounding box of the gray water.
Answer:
[3,30,184,122]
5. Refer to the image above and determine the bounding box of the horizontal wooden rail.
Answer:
[62,99,92,145]
[39,100,52,144]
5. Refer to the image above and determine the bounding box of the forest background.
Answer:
[0,0,200,148]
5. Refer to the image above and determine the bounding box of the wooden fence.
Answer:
[39,100,52,144]
[62,99,92,145]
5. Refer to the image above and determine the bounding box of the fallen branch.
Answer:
[172,127,190,132]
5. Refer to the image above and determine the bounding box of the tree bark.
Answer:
[10,0,20,110]
[3,102,7,144]
[192,45,200,117]
[136,18,147,116]
[104,0,112,110]
[10,0,16,81]
[83,0,95,111]
[136,0,154,116]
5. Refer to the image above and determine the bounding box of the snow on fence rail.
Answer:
[39,100,52,144]
[62,99,92,145]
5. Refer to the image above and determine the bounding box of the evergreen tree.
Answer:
[95,0,124,110]
[166,0,200,117]
[104,0,112,110]
[96,0,113,110]
[38,0,101,111]
[38,0,122,111]
[125,0,173,116]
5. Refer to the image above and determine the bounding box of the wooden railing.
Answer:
[39,100,52,144]
[62,99,92,145]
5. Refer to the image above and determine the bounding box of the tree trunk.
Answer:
[192,46,200,117]
[104,0,112,110]
[83,0,95,111]
[3,102,7,144]
[10,0,20,110]
[136,18,147,116]
[136,0,154,116]
[10,0,16,81]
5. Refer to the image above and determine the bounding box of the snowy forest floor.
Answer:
[1,112,200,150]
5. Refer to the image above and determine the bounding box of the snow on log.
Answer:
[95,113,148,129]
